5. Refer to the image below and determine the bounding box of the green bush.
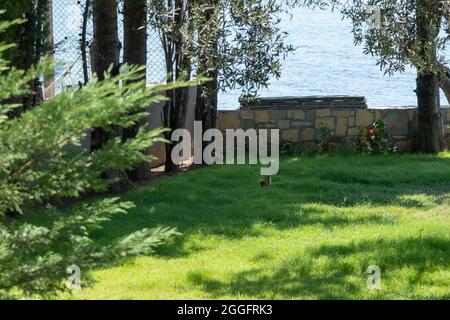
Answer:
[356,120,397,154]
[318,123,332,154]
[0,18,180,299]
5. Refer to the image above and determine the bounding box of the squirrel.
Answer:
[260,176,272,187]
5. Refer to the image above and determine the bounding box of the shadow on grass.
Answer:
[184,236,450,299]
[39,154,448,299]
[89,154,450,258]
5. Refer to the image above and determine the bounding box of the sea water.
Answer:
[52,2,448,110]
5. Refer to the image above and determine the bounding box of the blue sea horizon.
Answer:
[52,3,449,110]
[219,8,450,110]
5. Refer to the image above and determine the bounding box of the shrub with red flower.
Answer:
[357,120,397,154]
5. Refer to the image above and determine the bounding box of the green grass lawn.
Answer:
[62,153,449,300]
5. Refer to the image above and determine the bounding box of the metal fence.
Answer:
[50,0,166,96]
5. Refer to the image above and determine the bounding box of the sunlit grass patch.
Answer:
[59,153,449,300]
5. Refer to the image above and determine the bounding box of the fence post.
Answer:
[44,0,55,100]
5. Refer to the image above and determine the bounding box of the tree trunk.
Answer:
[196,71,218,130]
[123,0,147,68]
[415,73,446,152]
[1,0,48,116]
[163,0,191,173]
[194,3,219,164]
[195,70,218,161]
[44,0,55,99]
[81,0,91,85]
[165,80,191,172]
[122,0,151,180]
[91,0,120,82]
[414,0,447,153]
[165,83,191,172]
[91,0,121,152]
[91,0,134,191]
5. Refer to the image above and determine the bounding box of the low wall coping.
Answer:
[240,95,368,110]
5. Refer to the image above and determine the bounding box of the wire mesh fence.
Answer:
[49,0,167,96]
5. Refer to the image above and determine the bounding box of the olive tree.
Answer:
[149,0,294,168]
[187,0,295,129]
[341,0,448,152]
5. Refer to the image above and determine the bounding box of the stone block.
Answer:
[444,122,450,134]
[241,110,253,120]
[374,110,383,119]
[269,110,286,121]
[301,128,316,141]
[291,121,313,127]
[290,110,306,120]
[407,109,418,122]
[306,110,315,121]
[377,109,390,118]
[316,109,332,117]
[348,116,355,127]
[356,109,374,126]
[281,129,299,142]
[219,112,240,129]
[348,127,362,136]
[333,110,350,117]
[409,113,419,131]
[241,119,254,130]
[446,136,450,147]
[277,120,290,129]
[287,110,294,119]
[383,110,409,135]
[336,117,348,136]
[315,117,336,130]
[255,110,269,123]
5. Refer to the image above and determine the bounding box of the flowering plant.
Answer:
[357,120,397,154]
[367,120,397,153]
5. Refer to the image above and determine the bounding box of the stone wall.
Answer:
[217,100,450,152]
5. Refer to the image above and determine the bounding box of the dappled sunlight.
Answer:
[438,152,450,159]
[179,235,449,299]
[68,154,450,299]
[286,157,301,164]
[395,194,445,209]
